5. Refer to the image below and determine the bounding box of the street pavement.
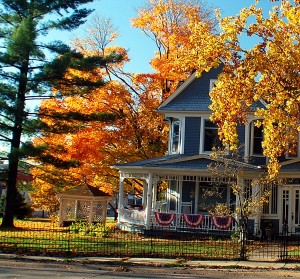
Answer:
[1,253,300,278]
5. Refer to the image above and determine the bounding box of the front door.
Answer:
[282,186,300,233]
[291,188,300,233]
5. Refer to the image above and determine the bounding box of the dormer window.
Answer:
[251,122,263,156]
[170,118,181,154]
[200,119,222,153]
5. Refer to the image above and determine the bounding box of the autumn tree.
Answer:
[0,0,124,227]
[30,15,168,214]
[131,0,217,99]
[186,0,300,179]
[30,0,218,214]
[208,147,277,248]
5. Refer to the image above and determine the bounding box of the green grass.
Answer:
[0,218,241,259]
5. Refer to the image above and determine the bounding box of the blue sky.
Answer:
[75,0,276,73]
[0,0,278,153]
[51,0,277,74]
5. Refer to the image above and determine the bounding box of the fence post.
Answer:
[280,222,288,261]
[239,220,247,260]
[67,226,71,255]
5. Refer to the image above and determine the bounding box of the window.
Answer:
[169,180,178,212]
[263,183,278,215]
[201,119,222,153]
[251,122,263,155]
[170,118,180,154]
[197,182,227,213]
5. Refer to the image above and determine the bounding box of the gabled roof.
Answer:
[157,65,266,113]
[60,184,111,197]
[158,67,223,112]
[280,158,300,172]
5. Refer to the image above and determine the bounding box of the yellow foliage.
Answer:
[187,0,300,179]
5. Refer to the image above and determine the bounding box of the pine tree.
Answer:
[0,0,122,227]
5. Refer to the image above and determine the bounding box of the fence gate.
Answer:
[246,224,300,262]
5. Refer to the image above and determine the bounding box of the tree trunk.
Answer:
[1,66,27,228]
[1,156,18,227]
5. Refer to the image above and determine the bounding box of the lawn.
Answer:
[0,218,241,259]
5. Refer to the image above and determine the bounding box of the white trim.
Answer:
[250,120,264,157]
[280,157,300,166]
[200,118,220,154]
[209,79,217,92]
[169,117,181,154]
[145,174,153,229]
[157,72,197,110]
[181,117,185,154]
[118,178,125,224]
[199,118,205,154]
[244,122,250,162]
[162,111,211,117]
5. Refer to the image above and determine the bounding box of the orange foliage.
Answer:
[132,0,217,99]
[31,49,168,211]
[31,1,217,210]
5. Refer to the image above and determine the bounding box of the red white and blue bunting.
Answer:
[182,214,204,227]
[211,216,233,230]
[154,212,176,226]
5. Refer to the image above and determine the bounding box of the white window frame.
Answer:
[200,118,221,154]
[262,183,278,216]
[210,79,217,92]
[250,121,264,156]
[169,117,182,154]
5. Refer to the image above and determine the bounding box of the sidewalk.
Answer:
[1,253,300,270]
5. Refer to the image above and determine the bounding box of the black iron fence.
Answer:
[0,220,299,261]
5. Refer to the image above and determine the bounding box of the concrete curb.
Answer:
[0,254,300,270]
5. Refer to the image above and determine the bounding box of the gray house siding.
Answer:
[159,66,223,112]
[237,125,245,145]
[184,117,201,155]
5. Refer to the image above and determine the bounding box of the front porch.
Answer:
[118,207,237,234]
[117,170,239,234]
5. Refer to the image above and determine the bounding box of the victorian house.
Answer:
[114,65,300,237]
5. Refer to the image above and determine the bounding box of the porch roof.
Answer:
[114,154,261,173]
[280,158,300,172]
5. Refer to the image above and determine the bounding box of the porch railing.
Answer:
[118,208,146,226]
[151,212,237,232]
[119,208,237,232]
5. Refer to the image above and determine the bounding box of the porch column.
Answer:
[145,174,153,229]
[236,178,242,220]
[194,181,199,214]
[226,183,231,205]
[142,180,147,207]
[58,198,64,226]
[244,122,250,163]
[118,176,125,223]
[252,180,261,234]
[152,178,158,210]
[88,200,94,226]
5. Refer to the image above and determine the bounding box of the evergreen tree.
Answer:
[0,0,121,227]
